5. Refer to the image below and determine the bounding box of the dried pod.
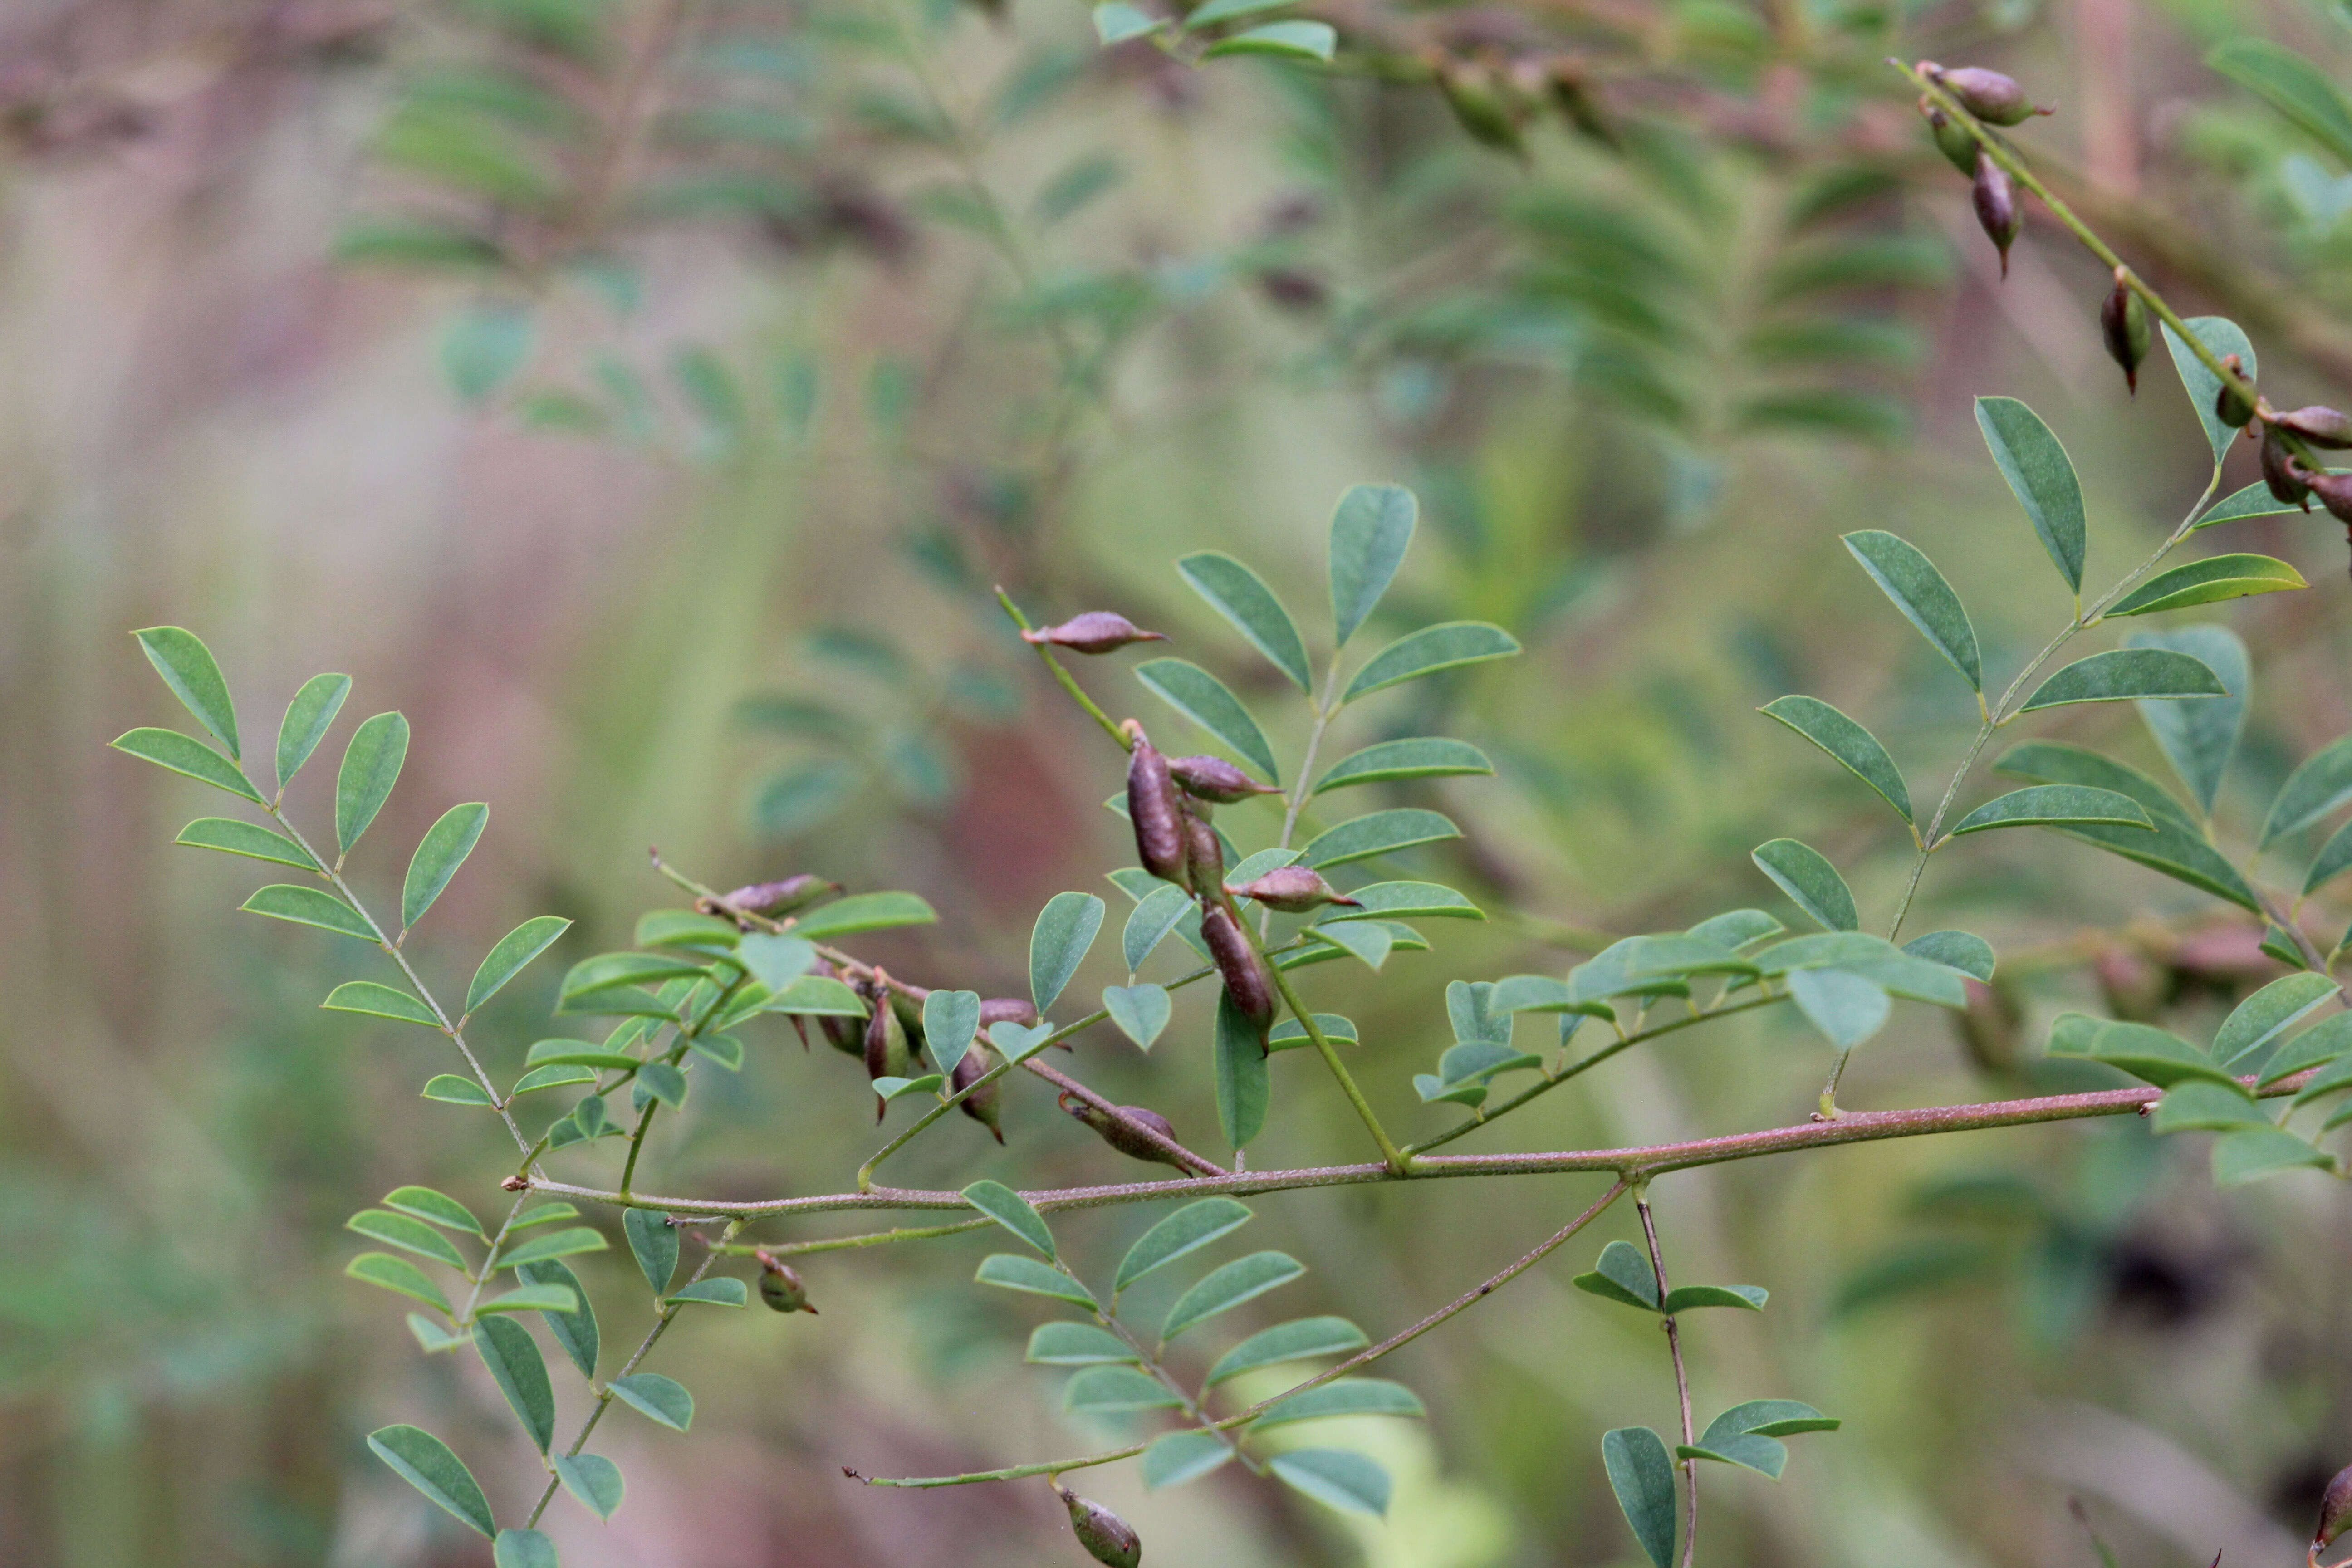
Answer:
[2272,405,2352,449]
[1923,104,1980,176]
[1166,755,1279,804]
[2215,354,2256,429]
[1058,1488,1143,1568]
[954,1041,1005,1142]
[1935,65,2045,126]
[2099,272,2148,394]
[754,1250,818,1314]
[1233,865,1364,914]
[1971,151,2019,279]
[1200,905,1274,1027]
[1059,1092,1187,1169]
[2317,1460,2352,1551]
[709,874,838,918]
[1183,808,1225,905]
[1020,612,1168,655]
[863,974,914,1117]
[1126,733,1187,883]
[1436,59,1526,157]
[2261,425,2314,511]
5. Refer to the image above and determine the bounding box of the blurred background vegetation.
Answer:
[6,0,2352,1560]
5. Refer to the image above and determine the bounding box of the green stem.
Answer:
[453,1193,532,1325]
[997,588,1131,748]
[1245,916,1410,1173]
[1635,1190,1700,1568]
[718,1218,993,1258]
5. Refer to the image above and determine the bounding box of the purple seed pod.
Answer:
[1200,905,1274,1027]
[1126,736,1187,883]
[2308,470,2352,525]
[818,979,864,1058]
[2260,425,2314,510]
[953,1042,1005,1143]
[862,974,913,1119]
[1934,65,2046,126]
[2099,272,2148,395]
[1922,103,1979,176]
[2272,405,2352,449]
[1058,1489,1143,1568]
[977,996,1039,1028]
[1971,151,2019,279]
[1166,754,1280,804]
[2317,1461,2352,1552]
[754,1250,818,1314]
[1183,808,1225,905]
[2214,354,2256,429]
[1058,1092,1186,1168]
[709,874,838,918]
[1019,612,1168,655]
[1233,865,1365,914]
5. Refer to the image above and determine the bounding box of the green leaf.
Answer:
[1328,484,1418,647]
[2128,626,2248,817]
[1414,1074,1487,1108]
[553,1453,623,1520]
[2149,1079,2266,1133]
[1142,1430,1234,1490]
[1205,1316,1368,1386]
[1313,881,1483,922]
[421,1075,495,1106]
[1750,839,1857,931]
[1201,18,1335,58]
[1102,983,1172,1049]
[494,1529,559,1568]
[2261,734,2352,847]
[666,1278,748,1308]
[508,1204,582,1233]
[624,1209,678,1292]
[963,1179,1057,1259]
[1313,738,1493,794]
[990,1020,1059,1062]
[1947,785,2154,837]
[1214,989,1271,1147]
[1184,0,1295,26]
[2292,1051,2352,1106]
[1134,658,1280,782]
[1573,1240,1661,1310]
[2208,38,2352,166]
[1993,742,2257,909]
[642,911,743,953]
[1178,551,1312,692]
[1027,1322,1140,1364]
[1664,1284,1769,1312]
[1603,1427,1679,1568]
[1437,1039,1543,1087]
[608,1373,694,1431]
[1267,1013,1359,1051]
[975,1253,1096,1306]
[1065,1364,1184,1413]
[1123,884,1196,972]
[475,1316,557,1452]
[2108,555,2306,617]
[476,1284,581,1316]
[1759,696,1913,823]
[688,1032,744,1072]
[132,627,240,760]
[277,673,352,787]
[1710,1399,1841,1439]
[2308,818,2352,897]
[1834,534,1985,691]
[1269,1448,1390,1516]
[1224,848,1302,886]
[1340,622,1520,705]
[1688,910,1786,949]
[500,1227,610,1270]
[2212,972,2339,1071]
[1975,397,2087,594]
[336,712,411,857]
[110,728,263,803]
[367,1426,495,1538]
[2193,480,2302,531]
[323,981,441,1028]
[763,975,868,1016]
[561,953,710,1004]
[1252,1378,1425,1429]
[1303,921,1396,970]
[872,1073,942,1101]
[1116,1197,1253,1294]
[384,1186,484,1236]
[2260,1012,2352,1087]
[2048,1014,2235,1088]
[637,1061,687,1109]
[241,884,377,941]
[1903,930,1997,982]
[2161,316,2257,465]
[402,803,489,930]
[1092,1,1166,45]
[2022,649,2226,711]
[347,1210,470,1269]
[516,1259,598,1378]
[1030,892,1105,1014]
[524,1040,637,1070]
[2212,1126,2332,1185]
[347,1252,453,1314]
[466,916,572,1017]
[1162,1250,1304,1342]
[787,890,938,940]
[1299,808,1460,868]
[1788,968,1891,1048]
[173,817,318,871]
[921,989,981,1078]
[408,1314,470,1353]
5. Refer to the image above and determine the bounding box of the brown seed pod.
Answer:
[1020,612,1168,654]
[1058,1488,1143,1568]
[1200,905,1274,1027]
[978,997,1039,1029]
[707,874,838,919]
[818,978,865,1058]
[1933,65,2046,126]
[953,1041,1005,1142]
[1126,734,1187,883]
[2215,354,2256,429]
[1183,808,1226,905]
[2272,405,2352,449]
[1922,103,1979,176]
[1058,1092,1186,1169]
[863,974,914,1118]
[2317,1460,2352,1551]
[2260,425,2314,510]
[754,1250,818,1314]
[1233,865,1363,914]
[1166,755,1279,804]
[1971,151,2019,279]
[2099,272,2149,395]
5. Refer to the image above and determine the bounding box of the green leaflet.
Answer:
[2208,39,2352,167]
[2305,818,2352,897]
[402,802,490,930]
[963,1179,1057,1258]
[1029,892,1105,1014]
[2161,316,2257,464]
[1298,808,1460,868]
[2127,626,2247,816]
[475,1316,556,1452]
[242,884,378,942]
[1027,1322,1140,1365]
[1116,1198,1254,1294]
[1328,483,1418,647]
[1759,696,1912,823]
[1134,657,1280,781]
[1065,1364,1183,1413]
[2192,480,2301,531]
[466,916,573,1017]
[1269,1448,1390,1515]
[921,989,981,1077]
[1340,622,1520,705]
[2261,734,2352,847]
[1102,983,1171,1049]
[1750,838,1858,931]
[1993,741,2257,910]
[1602,1427,1678,1568]
[1213,989,1271,1147]
[132,627,240,760]
[1975,397,2087,593]
[553,1452,624,1520]
[1142,1430,1234,1489]
[1161,1250,1304,1342]
[174,817,318,871]
[110,728,264,803]
[323,981,441,1028]
[1945,785,2153,837]
[366,1426,495,1538]
[788,891,937,940]
[1313,737,1493,793]
[2106,555,2305,617]
[1200,19,1335,59]
[1786,967,1891,1049]
[1250,1377,1425,1429]
[2020,649,2226,711]
[1178,551,1312,691]
[336,712,411,857]
[608,1372,694,1431]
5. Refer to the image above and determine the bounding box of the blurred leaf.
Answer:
[1179,552,1312,692]
[2021,650,2225,711]
[2260,734,2352,846]
[1027,1322,1139,1364]
[2306,818,2352,896]
[1688,910,1785,949]
[475,1316,556,1452]
[494,1529,558,1568]
[624,1208,678,1292]
[1201,20,1335,59]
[132,627,240,759]
[1142,1430,1234,1489]
[1102,983,1172,1049]
[1947,786,2153,836]
[402,803,489,930]
[1994,742,2256,908]
[1735,388,1909,441]
[333,220,503,270]
[2212,1126,2332,1185]
[366,1426,494,1537]
[2048,1014,2234,1088]
[1162,1251,1305,1341]
[1065,1364,1184,1412]
[1269,1448,1390,1515]
[1903,930,1996,981]
[348,1253,454,1314]
[2161,317,2256,464]
[2128,626,2248,815]
[175,817,319,871]
[636,1060,687,1109]
[791,891,939,941]
[1117,1198,1253,1294]
[1030,892,1106,1013]
[964,1180,1057,1258]
[441,303,536,403]
[517,1259,598,1378]
[1975,398,2086,594]
[2213,972,2339,1070]
[1135,658,1280,781]
[1750,839,1857,931]
[553,1452,623,1520]
[1034,152,1123,225]
[1760,696,1913,823]
[1603,1427,1678,1568]
[608,1373,694,1431]
[975,1253,1096,1305]
[2208,38,2352,164]
[336,712,411,857]
[109,728,263,803]
[1340,622,1520,705]
[754,760,860,838]
[1093,3,1168,44]
[1299,808,1460,868]
[1762,235,1950,302]
[241,885,377,941]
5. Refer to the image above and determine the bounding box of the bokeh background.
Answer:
[7,0,2352,1562]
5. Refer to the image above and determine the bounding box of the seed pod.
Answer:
[1166,755,1279,804]
[708,874,838,918]
[954,1040,1005,1142]
[2272,405,2352,449]
[1183,808,1225,905]
[1923,104,1980,176]
[1059,1092,1187,1169]
[1971,151,2019,279]
[2098,272,2149,394]
[1233,865,1364,914]
[863,974,914,1118]
[1058,1488,1143,1568]
[1200,905,1274,1027]
[754,1250,818,1315]
[2260,424,2314,510]
[979,997,1038,1029]
[2317,1460,2352,1551]
[890,985,928,1054]
[1935,65,2045,126]
[818,978,864,1058]
[2214,354,2256,428]
[1020,612,1168,654]
[1126,733,1187,883]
